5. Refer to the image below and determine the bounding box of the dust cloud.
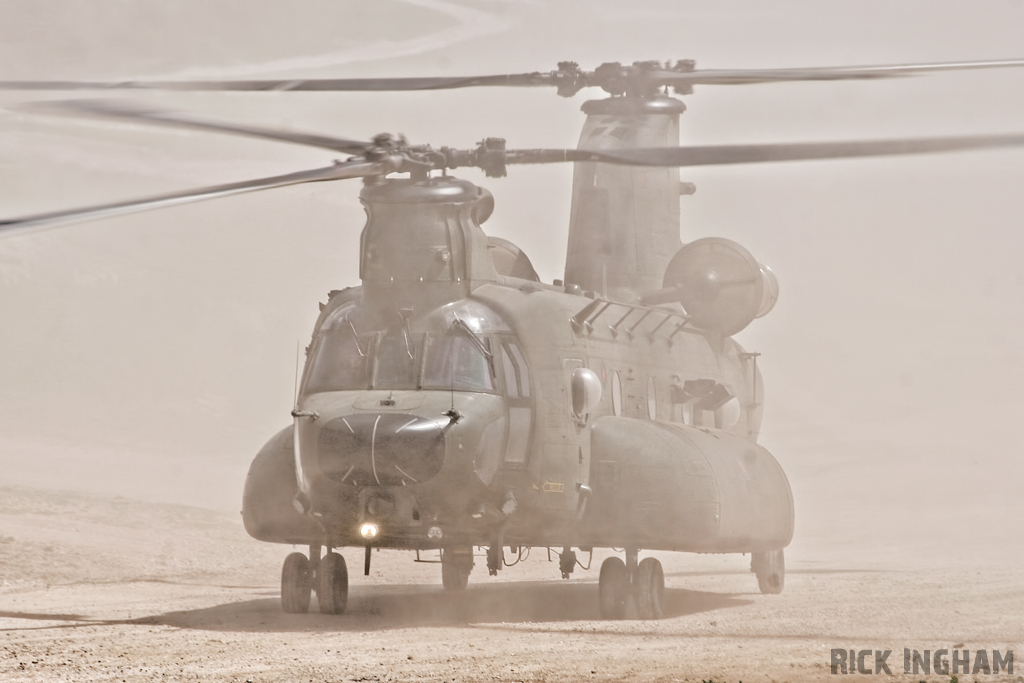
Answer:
[0,1,1022,680]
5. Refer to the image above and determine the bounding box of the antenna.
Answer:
[293,341,302,410]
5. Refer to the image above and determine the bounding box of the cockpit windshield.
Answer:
[304,327,495,395]
[303,329,370,394]
[373,332,418,389]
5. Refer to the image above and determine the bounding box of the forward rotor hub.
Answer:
[589,60,697,97]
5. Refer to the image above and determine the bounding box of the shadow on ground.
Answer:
[143,581,752,633]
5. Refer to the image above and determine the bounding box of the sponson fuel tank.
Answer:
[242,426,321,545]
[580,416,794,552]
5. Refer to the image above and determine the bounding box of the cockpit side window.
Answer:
[304,330,370,394]
[507,342,530,397]
[501,345,520,398]
[421,334,494,392]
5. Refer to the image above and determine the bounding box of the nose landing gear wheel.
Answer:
[441,547,473,590]
[318,552,349,614]
[635,557,665,620]
[752,548,785,594]
[598,557,628,619]
[280,552,311,613]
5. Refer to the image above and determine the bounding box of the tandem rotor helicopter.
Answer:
[3,58,1024,620]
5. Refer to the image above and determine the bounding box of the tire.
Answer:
[753,548,785,595]
[635,557,665,619]
[281,552,311,613]
[598,557,628,619]
[318,552,349,614]
[441,548,472,591]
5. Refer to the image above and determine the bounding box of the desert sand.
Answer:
[1,486,1021,682]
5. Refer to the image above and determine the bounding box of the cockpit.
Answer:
[303,300,518,396]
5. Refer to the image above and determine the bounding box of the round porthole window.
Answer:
[611,371,622,416]
[647,376,657,420]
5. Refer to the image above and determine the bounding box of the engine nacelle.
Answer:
[643,237,778,336]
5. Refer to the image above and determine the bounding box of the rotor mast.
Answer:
[565,93,688,301]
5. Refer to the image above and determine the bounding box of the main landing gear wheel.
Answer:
[752,548,785,595]
[635,557,665,620]
[280,552,311,613]
[441,547,473,590]
[598,557,629,619]
[318,552,349,614]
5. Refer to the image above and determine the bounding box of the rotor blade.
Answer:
[0,73,557,92]
[0,159,390,237]
[3,58,1024,94]
[21,99,374,154]
[658,58,1024,86]
[505,133,1024,168]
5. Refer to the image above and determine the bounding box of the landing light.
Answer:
[359,523,379,540]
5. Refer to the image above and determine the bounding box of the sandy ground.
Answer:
[1,486,1021,683]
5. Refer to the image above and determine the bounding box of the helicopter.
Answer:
[3,58,1024,620]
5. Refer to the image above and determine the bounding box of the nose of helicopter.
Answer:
[316,412,448,487]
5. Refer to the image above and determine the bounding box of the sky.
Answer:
[0,0,1022,564]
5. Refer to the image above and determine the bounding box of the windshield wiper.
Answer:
[452,316,492,359]
[347,319,367,357]
[398,309,415,360]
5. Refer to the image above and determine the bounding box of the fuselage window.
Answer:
[421,334,495,392]
[611,370,622,416]
[304,330,369,393]
[647,376,657,420]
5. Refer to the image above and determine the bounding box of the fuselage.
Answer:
[273,277,791,554]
